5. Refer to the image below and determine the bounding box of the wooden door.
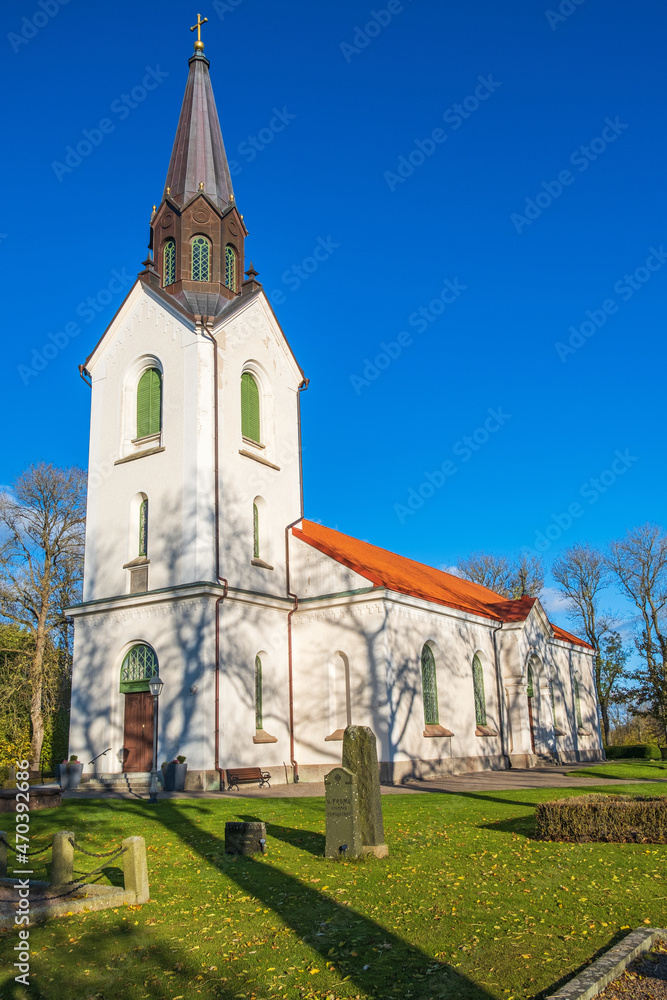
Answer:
[528,696,536,754]
[123,692,154,772]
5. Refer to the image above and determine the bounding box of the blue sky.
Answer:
[2,0,665,632]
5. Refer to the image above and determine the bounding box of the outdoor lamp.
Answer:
[148,675,164,803]
[148,675,164,699]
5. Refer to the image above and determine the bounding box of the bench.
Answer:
[226,767,271,791]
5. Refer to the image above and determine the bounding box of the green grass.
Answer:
[1,783,666,1000]
[568,759,667,781]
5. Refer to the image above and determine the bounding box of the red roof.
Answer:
[292,520,592,649]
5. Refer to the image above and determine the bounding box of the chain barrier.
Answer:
[31,873,108,902]
[68,838,127,860]
[0,835,52,857]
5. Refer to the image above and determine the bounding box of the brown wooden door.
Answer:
[123,692,154,772]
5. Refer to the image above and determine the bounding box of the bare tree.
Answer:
[0,464,86,768]
[458,551,544,598]
[552,542,619,742]
[607,524,667,743]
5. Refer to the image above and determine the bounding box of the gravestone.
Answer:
[225,821,267,855]
[325,766,361,859]
[342,726,389,858]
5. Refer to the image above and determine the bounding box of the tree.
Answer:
[458,551,544,598]
[0,464,86,768]
[607,524,667,743]
[552,543,620,743]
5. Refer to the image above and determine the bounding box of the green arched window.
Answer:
[527,664,534,699]
[163,239,176,286]
[137,368,162,439]
[241,371,260,443]
[120,643,158,693]
[255,655,263,730]
[574,678,583,729]
[473,654,487,726]
[139,498,148,557]
[225,245,237,291]
[191,236,210,281]
[421,644,439,725]
[253,502,260,559]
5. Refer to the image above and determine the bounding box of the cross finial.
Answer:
[190,13,208,52]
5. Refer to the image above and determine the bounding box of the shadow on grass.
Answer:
[532,928,630,1000]
[238,812,326,857]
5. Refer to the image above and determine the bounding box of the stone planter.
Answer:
[68,762,84,789]
[58,764,69,789]
[162,762,187,791]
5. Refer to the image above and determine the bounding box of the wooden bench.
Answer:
[226,767,271,791]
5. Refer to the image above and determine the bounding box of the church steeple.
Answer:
[146,20,249,318]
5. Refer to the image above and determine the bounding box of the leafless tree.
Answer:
[0,464,86,768]
[607,524,667,743]
[458,551,544,598]
[552,543,619,742]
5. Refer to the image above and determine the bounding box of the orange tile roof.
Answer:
[292,520,592,649]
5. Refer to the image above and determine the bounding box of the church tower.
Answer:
[68,21,306,789]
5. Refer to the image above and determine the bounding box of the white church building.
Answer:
[68,31,603,788]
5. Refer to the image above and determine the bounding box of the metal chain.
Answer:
[68,838,127,859]
[31,873,107,902]
[0,836,52,857]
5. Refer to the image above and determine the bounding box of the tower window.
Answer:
[139,498,148,557]
[253,502,259,559]
[225,244,237,291]
[421,644,439,726]
[136,368,162,439]
[473,653,487,726]
[163,239,176,286]
[255,654,263,730]
[191,235,210,281]
[241,371,260,443]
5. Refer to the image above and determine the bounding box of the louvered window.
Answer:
[421,644,439,725]
[136,368,162,439]
[192,236,210,281]
[241,372,260,443]
[473,654,487,726]
[255,655,263,730]
[163,239,176,286]
[225,245,237,290]
[139,499,148,557]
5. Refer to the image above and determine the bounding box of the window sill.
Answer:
[554,727,567,737]
[251,558,274,570]
[253,730,278,744]
[239,449,280,471]
[123,557,150,569]
[475,725,498,737]
[423,724,454,738]
[115,446,165,465]
[324,729,345,742]
[132,432,161,446]
[242,436,265,450]
[577,728,592,737]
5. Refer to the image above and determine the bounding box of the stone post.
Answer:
[122,836,149,903]
[341,726,388,858]
[51,830,75,887]
[0,833,7,878]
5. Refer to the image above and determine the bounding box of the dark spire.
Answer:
[162,48,233,214]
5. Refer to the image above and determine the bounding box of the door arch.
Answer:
[120,643,158,772]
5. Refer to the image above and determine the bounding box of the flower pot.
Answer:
[163,762,187,791]
[68,762,84,790]
[58,764,70,789]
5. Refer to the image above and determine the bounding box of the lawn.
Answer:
[568,759,667,781]
[1,783,666,1000]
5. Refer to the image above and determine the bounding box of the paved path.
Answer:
[60,763,661,801]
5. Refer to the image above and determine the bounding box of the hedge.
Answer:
[604,744,662,760]
[536,793,667,843]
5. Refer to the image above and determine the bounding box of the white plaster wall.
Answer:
[290,536,373,598]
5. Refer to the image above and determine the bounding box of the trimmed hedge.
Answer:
[604,744,662,760]
[536,794,667,843]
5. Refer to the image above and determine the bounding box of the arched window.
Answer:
[253,502,259,559]
[241,371,260,443]
[224,245,237,291]
[139,498,148,557]
[527,664,534,699]
[472,654,487,726]
[255,654,263,730]
[421,644,439,725]
[163,239,176,286]
[191,236,210,281]
[136,367,162,439]
[574,678,583,729]
[120,643,158,693]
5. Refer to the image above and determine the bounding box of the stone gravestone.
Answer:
[225,821,267,855]
[342,726,389,858]
[324,767,361,859]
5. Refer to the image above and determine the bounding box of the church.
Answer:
[68,25,603,789]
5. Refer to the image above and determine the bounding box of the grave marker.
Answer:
[325,766,361,859]
[342,725,389,858]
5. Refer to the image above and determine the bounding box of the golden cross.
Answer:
[190,13,208,48]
